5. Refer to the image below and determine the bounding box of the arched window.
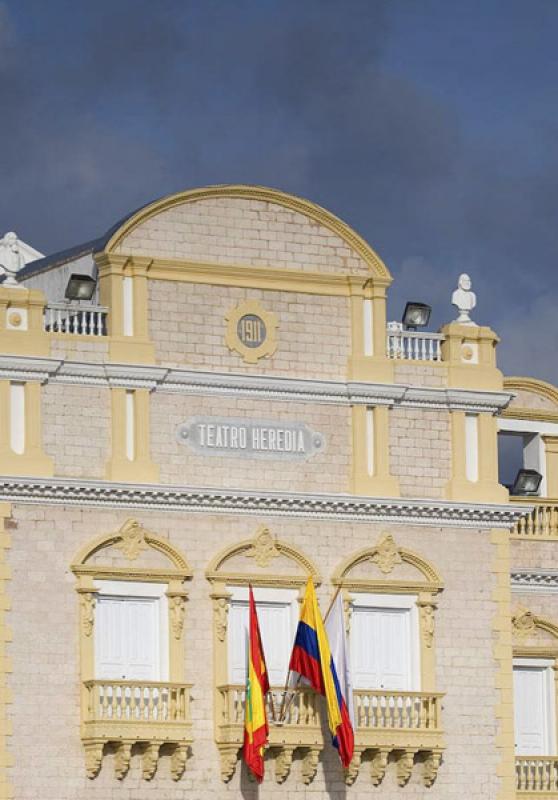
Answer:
[512,606,558,793]
[206,525,322,784]
[71,519,192,781]
[332,533,445,787]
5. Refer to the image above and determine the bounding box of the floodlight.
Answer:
[402,302,431,330]
[511,469,543,496]
[65,274,96,301]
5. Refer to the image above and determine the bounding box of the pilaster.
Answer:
[347,277,394,383]
[105,387,159,483]
[440,322,503,391]
[351,404,399,496]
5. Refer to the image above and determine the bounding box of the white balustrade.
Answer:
[386,326,444,362]
[353,690,442,730]
[44,303,107,336]
[84,680,189,723]
[219,685,441,731]
[220,684,320,727]
[511,499,558,539]
[516,757,558,792]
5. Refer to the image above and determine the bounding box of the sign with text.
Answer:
[176,416,325,461]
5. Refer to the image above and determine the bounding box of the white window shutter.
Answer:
[514,667,552,755]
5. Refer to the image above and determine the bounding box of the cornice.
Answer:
[0,476,530,528]
[0,355,514,412]
[511,570,558,593]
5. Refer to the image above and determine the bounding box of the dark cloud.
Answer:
[1,0,558,381]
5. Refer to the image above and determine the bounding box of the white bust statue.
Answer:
[0,232,25,287]
[451,273,477,325]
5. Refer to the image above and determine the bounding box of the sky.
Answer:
[1,0,558,382]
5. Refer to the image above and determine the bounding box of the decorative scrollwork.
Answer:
[300,747,320,784]
[141,742,160,780]
[171,744,189,780]
[344,748,362,785]
[219,745,239,782]
[422,750,442,787]
[275,747,294,783]
[512,607,537,639]
[370,748,389,786]
[418,601,436,648]
[114,742,132,780]
[84,741,103,779]
[396,749,415,787]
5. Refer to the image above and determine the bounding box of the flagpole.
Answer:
[323,584,342,623]
[277,669,292,723]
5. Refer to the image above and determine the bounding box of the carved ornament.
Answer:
[300,747,320,784]
[370,748,389,786]
[371,534,402,574]
[171,744,189,780]
[274,746,294,783]
[80,592,96,637]
[396,749,416,787]
[423,750,442,787]
[512,607,538,639]
[169,595,186,640]
[115,519,150,561]
[246,526,280,568]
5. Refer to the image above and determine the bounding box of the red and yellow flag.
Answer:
[243,586,270,782]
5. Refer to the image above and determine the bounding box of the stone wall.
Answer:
[149,280,351,380]
[42,385,110,479]
[6,503,502,799]
[115,197,370,276]
[389,408,451,498]
[151,394,351,493]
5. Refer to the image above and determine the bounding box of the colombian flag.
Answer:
[289,578,354,768]
[243,586,270,782]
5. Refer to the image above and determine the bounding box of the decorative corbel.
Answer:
[300,747,320,784]
[275,746,294,783]
[141,742,160,780]
[422,750,443,787]
[114,741,133,780]
[84,741,104,779]
[171,744,189,780]
[344,748,362,785]
[219,744,239,782]
[370,748,389,786]
[396,749,416,787]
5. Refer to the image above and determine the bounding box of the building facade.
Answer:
[0,185,556,799]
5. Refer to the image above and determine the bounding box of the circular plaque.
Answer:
[237,314,267,349]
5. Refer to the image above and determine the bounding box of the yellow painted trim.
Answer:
[103,184,392,282]
[504,376,558,409]
[333,534,442,700]
[205,526,321,587]
[440,322,504,391]
[490,528,516,800]
[98,252,380,297]
[0,503,12,799]
[224,299,278,364]
[0,381,53,478]
[71,519,192,576]
[350,405,400,496]
[347,278,393,382]
[71,520,192,778]
[501,407,558,423]
[445,411,508,502]
[105,388,159,483]
[0,286,50,358]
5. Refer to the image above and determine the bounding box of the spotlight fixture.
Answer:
[511,468,543,496]
[64,274,96,301]
[402,302,432,330]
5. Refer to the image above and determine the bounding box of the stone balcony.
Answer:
[516,756,558,795]
[216,684,445,786]
[511,498,558,539]
[81,679,192,780]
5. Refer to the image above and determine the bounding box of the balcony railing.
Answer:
[216,684,444,783]
[516,756,558,793]
[353,689,443,731]
[386,325,444,362]
[511,498,558,539]
[81,680,193,780]
[44,303,108,336]
[85,679,190,723]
